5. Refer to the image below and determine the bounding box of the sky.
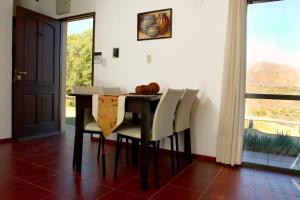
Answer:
[67,18,93,36]
[247,0,300,68]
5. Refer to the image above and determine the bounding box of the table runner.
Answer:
[92,95,126,137]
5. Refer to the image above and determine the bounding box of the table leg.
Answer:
[73,97,84,172]
[184,129,189,160]
[131,140,138,166]
[73,102,79,168]
[140,101,151,191]
[132,113,139,123]
[184,129,191,162]
[73,128,78,168]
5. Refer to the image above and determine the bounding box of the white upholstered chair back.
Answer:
[70,85,102,127]
[152,89,184,141]
[70,85,102,94]
[174,89,199,133]
[101,87,122,96]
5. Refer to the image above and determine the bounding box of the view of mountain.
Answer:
[247,61,300,89]
[245,61,300,136]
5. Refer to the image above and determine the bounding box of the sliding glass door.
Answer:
[243,0,300,170]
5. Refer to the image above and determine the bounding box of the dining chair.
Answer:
[70,85,102,94]
[174,89,199,166]
[70,86,122,175]
[113,88,184,188]
[83,87,123,176]
[101,87,124,96]
[70,86,102,131]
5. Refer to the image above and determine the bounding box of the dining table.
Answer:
[69,93,161,191]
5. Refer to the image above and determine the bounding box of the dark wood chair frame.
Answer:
[82,129,106,176]
[83,121,190,179]
[184,128,192,162]
[114,133,179,188]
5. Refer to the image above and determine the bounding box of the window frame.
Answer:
[247,0,283,4]
[245,0,299,101]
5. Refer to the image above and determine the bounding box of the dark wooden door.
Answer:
[13,7,61,140]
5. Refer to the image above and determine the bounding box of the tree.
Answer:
[66,30,93,94]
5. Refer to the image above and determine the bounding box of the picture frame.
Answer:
[137,8,172,41]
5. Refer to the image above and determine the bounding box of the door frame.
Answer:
[59,12,96,132]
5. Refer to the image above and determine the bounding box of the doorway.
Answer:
[61,13,95,128]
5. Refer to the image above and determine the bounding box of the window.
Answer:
[243,0,300,170]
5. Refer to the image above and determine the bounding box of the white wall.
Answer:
[16,0,229,157]
[0,0,13,139]
[94,0,228,157]
[15,0,97,18]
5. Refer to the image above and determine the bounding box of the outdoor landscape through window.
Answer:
[243,0,300,170]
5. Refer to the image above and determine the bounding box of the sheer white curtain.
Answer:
[216,0,247,165]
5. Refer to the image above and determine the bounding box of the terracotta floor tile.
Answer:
[0,174,27,192]
[118,177,158,198]
[214,168,252,187]
[170,174,211,192]
[151,185,202,200]
[0,183,54,200]
[0,159,37,176]
[99,190,147,200]
[88,172,135,188]
[250,169,291,181]
[13,166,57,182]
[204,181,251,200]
[0,130,299,199]
[200,194,229,200]
[42,194,72,200]
[182,161,222,180]
[33,173,82,193]
[54,178,112,199]
[22,153,60,165]
[41,160,74,173]
[252,176,293,195]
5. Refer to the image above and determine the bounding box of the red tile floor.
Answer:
[1,130,300,200]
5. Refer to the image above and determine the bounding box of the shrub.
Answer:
[244,128,300,157]
[66,99,75,107]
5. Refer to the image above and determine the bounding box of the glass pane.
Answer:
[246,0,300,95]
[243,98,300,170]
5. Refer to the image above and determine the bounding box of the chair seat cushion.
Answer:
[84,120,101,132]
[116,123,153,140]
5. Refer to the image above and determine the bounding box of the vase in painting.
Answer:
[156,12,169,34]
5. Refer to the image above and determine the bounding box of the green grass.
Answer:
[244,119,299,136]
[244,128,300,156]
[65,100,75,125]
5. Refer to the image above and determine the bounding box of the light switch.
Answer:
[147,55,152,64]
[113,48,119,58]
[94,52,102,64]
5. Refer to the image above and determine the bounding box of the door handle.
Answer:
[18,71,27,75]
[13,70,27,82]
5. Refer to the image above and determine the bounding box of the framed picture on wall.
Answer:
[137,8,172,41]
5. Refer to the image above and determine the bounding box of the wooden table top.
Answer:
[68,93,161,101]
